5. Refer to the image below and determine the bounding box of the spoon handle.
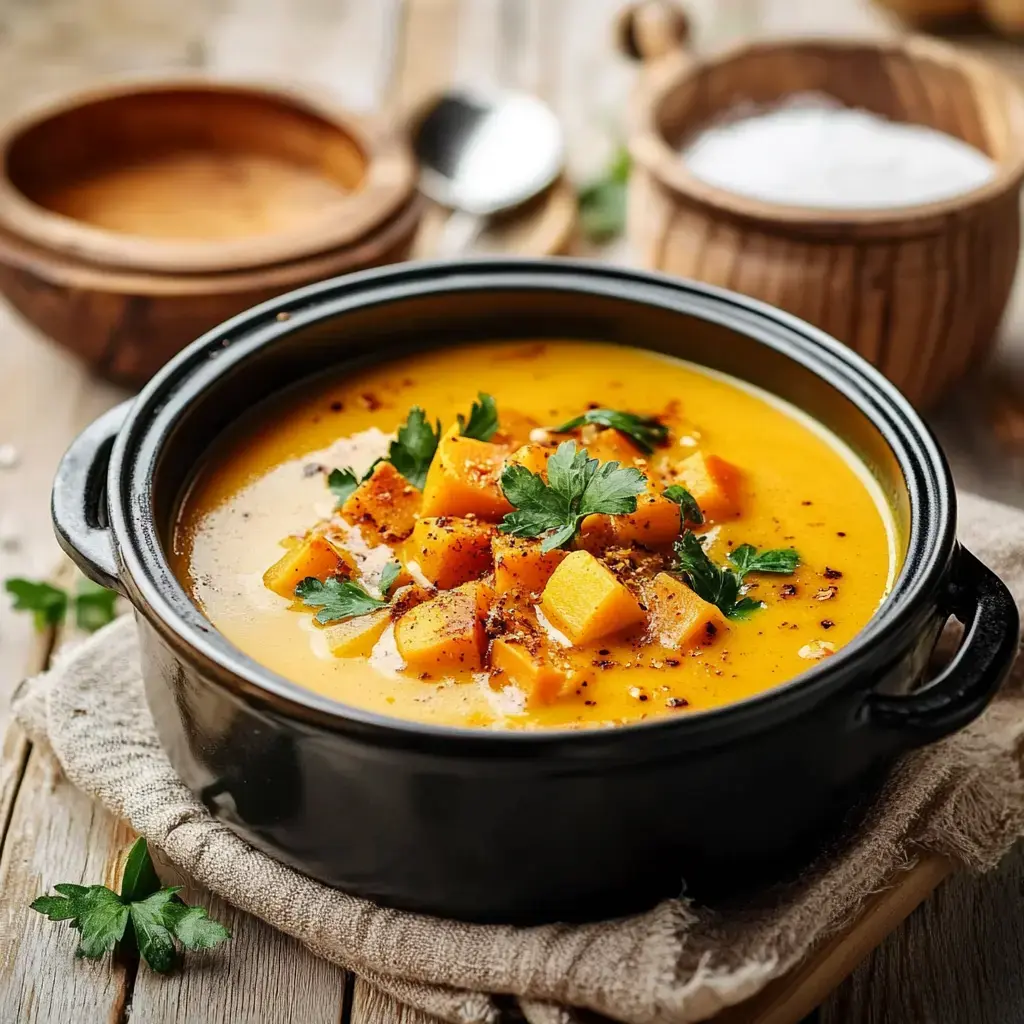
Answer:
[435,209,486,257]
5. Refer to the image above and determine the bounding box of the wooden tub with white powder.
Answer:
[618,1,1024,407]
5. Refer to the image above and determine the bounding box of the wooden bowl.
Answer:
[620,2,1024,406]
[0,78,420,384]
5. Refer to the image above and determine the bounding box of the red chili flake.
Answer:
[359,392,382,411]
[584,700,596,706]
[801,500,813,506]
[824,567,843,580]
[664,658,681,667]
[780,584,797,597]
[837,531,846,538]
[821,619,835,630]
[598,648,610,656]
[705,622,718,636]
[330,401,344,412]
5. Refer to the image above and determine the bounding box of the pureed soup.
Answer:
[173,341,896,730]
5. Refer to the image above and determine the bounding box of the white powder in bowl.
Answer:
[681,93,995,209]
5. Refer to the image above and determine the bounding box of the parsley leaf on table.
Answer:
[457,392,499,442]
[74,579,119,632]
[5,576,118,632]
[663,484,704,526]
[30,837,229,973]
[5,578,68,629]
[727,544,800,577]
[387,406,441,489]
[499,440,647,553]
[577,146,631,243]
[295,576,389,625]
[553,408,669,454]
[672,533,800,619]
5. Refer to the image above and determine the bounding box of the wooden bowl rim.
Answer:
[629,34,1024,235]
[0,76,418,274]
[0,192,425,297]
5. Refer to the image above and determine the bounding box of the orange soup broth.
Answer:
[173,340,896,730]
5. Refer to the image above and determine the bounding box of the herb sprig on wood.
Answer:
[5,577,118,632]
[499,440,647,552]
[553,408,669,454]
[672,532,799,619]
[31,837,229,973]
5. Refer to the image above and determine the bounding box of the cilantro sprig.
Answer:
[31,837,229,973]
[458,392,499,442]
[499,440,647,553]
[672,533,800,619]
[663,484,703,526]
[5,577,118,632]
[553,408,669,454]
[295,561,401,624]
[577,146,631,243]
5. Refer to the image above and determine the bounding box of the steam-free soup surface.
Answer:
[173,341,894,730]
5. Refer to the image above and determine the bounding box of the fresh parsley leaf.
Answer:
[6,576,119,632]
[129,888,180,973]
[162,902,232,950]
[379,561,402,597]
[553,408,669,454]
[577,146,631,243]
[74,579,119,632]
[727,544,800,576]
[457,392,499,442]
[295,576,388,625]
[30,837,229,972]
[663,485,703,526]
[327,467,359,505]
[499,440,647,553]
[119,837,161,904]
[672,533,799,619]
[388,406,440,489]
[5,578,68,630]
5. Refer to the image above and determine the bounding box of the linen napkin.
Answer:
[13,491,1024,1024]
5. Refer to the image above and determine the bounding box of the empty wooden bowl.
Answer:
[0,79,420,384]
[620,2,1024,406]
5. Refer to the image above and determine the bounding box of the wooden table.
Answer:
[2,1,1024,1022]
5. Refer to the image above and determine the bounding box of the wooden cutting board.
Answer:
[714,855,952,1023]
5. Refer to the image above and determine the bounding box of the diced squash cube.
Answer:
[394,580,492,672]
[584,428,644,467]
[389,583,434,619]
[421,425,512,520]
[492,535,567,597]
[540,550,645,646]
[677,452,741,521]
[340,461,421,543]
[613,484,682,547]
[403,517,495,589]
[647,572,725,649]
[576,514,615,554]
[323,609,390,657]
[504,442,552,478]
[263,530,349,598]
[490,636,569,706]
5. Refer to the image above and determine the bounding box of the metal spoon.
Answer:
[411,89,565,257]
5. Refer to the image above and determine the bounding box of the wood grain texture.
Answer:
[623,4,1024,406]
[351,980,442,1024]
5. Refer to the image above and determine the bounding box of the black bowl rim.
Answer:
[105,258,955,755]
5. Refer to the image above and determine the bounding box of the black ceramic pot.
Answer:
[52,260,1019,924]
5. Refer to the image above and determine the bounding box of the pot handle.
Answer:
[51,400,133,595]
[866,545,1020,744]
[615,0,692,64]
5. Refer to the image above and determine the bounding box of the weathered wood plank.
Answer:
[351,980,444,1024]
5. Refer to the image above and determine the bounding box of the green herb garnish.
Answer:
[379,560,402,597]
[577,146,631,243]
[672,533,800,619]
[295,576,389,625]
[387,406,441,490]
[327,467,360,505]
[663,484,703,526]
[727,544,800,577]
[5,576,118,633]
[553,408,669,455]
[458,392,499,442]
[499,440,647,553]
[30,837,229,973]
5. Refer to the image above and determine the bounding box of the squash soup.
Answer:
[172,341,895,730]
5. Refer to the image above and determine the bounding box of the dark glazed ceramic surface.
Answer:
[52,260,1020,922]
